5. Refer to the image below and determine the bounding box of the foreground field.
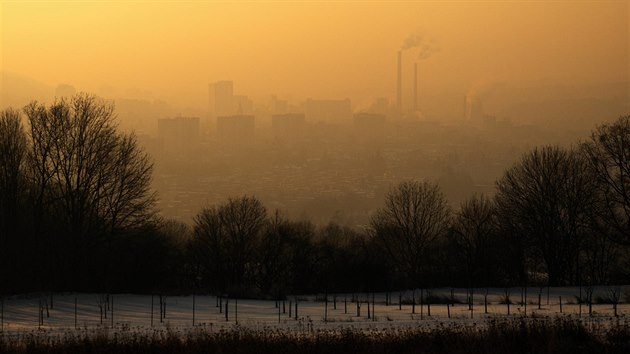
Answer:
[1,287,629,353]
[1,287,629,332]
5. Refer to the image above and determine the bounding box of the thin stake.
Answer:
[74,296,77,329]
[372,293,376,321]
[484,289,488,314]
[324,293,328,322]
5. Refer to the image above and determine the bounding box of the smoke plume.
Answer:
[401,31,440,60]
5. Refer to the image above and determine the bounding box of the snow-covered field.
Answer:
[1,287,629,336]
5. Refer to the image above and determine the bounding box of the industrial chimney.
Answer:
[397,50,402,113]
[413,62,418,112]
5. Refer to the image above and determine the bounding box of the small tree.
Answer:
[449,194,498,287]
[370,180,451,290]
[193,196,267,297]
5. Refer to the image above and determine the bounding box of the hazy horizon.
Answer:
[2,1,629,226]
[2,1,628,112]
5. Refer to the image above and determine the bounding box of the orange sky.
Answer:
[1,1,628,110]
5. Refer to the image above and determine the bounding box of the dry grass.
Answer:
[1,317,629,354]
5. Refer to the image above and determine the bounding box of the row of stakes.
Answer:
[0,289,622,332]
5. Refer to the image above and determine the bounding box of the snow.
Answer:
[1,287,628,337]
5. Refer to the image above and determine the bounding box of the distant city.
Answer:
[80,75,624,228]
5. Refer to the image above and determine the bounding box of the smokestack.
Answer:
[397,50,402,112]
[413,62,418,112]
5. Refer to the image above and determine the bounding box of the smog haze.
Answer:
[2,1,627,108]
[1,1,629,226]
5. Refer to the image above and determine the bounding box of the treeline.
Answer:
[1,94,629,297]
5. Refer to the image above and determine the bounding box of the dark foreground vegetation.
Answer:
[0,318,629,354]
[1,93,630,298]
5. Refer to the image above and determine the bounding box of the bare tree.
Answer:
[192,206,226,294]
[193,196,267,296]
[449,194,497,287]
[495,146,597,285]
[370,180,451,288]
[582,115,630,245]
[0,109,28,290]
[23,93,157,287]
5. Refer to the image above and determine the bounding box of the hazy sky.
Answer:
[1,1,628,110]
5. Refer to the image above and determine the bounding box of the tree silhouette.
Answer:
[193,196,267,296]
[582,115,630,246]
[23,93,156,289]
[0,109,29,291]
[495,146,596,286]
[370,180,451,288]
[449,194,498,287]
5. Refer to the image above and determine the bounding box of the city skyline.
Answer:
[2,1,627,113]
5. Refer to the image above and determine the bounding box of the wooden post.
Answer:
[523,287,527,318]
[151,295,154,327]
[324,292,328,322]
[503,288,511,316]
[235,297,238,324]
[278,299,281,323]
[547,286,550,305]
[74,297,77,329]
[192,293,196,326]
[470,288,475,318]
[295,300,298,320]
[372,293,375,321]
[538,287,542,310]
[484,289,488,314]
[289,300,292,318]
[399,293,402,311]
[344,295,347,314]
[225,299,229,321]
[559,296,562,314]
[447,302,450,318]
[333,295,337,310]
[111,295,114,328]
[579,285,582,317]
